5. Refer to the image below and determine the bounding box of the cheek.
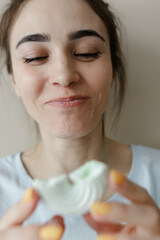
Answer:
[13,65,45,99]
[85,60,113,105]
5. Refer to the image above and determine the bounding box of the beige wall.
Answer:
[0,0,160,157]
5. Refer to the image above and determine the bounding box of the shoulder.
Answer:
[130,144,160,180]
[0,153,21,172]
[130,144,160,182]
[130,145,160,207]
[0,153,22,217]
[131,144,160,164]
[0,152,21,163]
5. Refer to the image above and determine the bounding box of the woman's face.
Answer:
[10,0,113,138]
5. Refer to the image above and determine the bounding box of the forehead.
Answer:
[10,0,108,46]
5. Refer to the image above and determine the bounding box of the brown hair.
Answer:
[86,1,126,120]
[0,0,126,125]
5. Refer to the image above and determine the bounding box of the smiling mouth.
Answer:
[45,95,89,108]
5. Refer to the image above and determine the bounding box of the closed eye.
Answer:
[74,52,101,59]
[23,52,101,64]
[24,56,48,64]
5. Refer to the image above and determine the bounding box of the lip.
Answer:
[45,95,89,108]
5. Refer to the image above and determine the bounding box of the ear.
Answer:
[10,74,21,97]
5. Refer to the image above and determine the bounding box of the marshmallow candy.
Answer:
[33,160,108,215]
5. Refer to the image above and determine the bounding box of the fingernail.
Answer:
[39,225,63,240]
[90,202,111,216]
[110,170,125,185]
[97,234,117,240]
[22,188,34,203]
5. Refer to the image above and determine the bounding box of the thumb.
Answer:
[0,188,39,230]
[46,215,65,232]
[42,215,65,240]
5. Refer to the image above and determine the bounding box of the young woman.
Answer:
[0,0,160,239]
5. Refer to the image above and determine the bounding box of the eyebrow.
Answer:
[16,33,49,49]
[16,29,105,49]
[69,29,105,42]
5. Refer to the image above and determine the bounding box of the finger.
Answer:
[0,188,39,230]
[120,225,135,235]
[46,215,65,230]
[108,170,156,206]
[0,222,64,240]
[83,212,123,233]
[97,233,160,240]
[39,215,65,240]
[90,202,160,235]
[0,225,41,240]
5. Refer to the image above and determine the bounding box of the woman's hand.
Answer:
[84,170,160,240]
[0,188,65,240]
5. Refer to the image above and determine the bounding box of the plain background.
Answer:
[0,0,160,157]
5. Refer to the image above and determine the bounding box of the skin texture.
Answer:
[10,0,113,139]
[0,188,65,240]
[84,171,160,239]
[0,0,160,239]
[9,0,117,180]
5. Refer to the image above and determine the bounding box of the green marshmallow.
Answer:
[33,160,108,215]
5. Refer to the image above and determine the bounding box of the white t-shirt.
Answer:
[0,145,160,240]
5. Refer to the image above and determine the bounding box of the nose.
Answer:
[48,57,80,87]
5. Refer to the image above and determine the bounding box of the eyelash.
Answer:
[24,56,48,63]
[74,52,101,59]
[24,52,101,64]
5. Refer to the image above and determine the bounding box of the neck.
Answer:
[25,120,106,178]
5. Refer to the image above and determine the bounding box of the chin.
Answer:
[39,113,101,139]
